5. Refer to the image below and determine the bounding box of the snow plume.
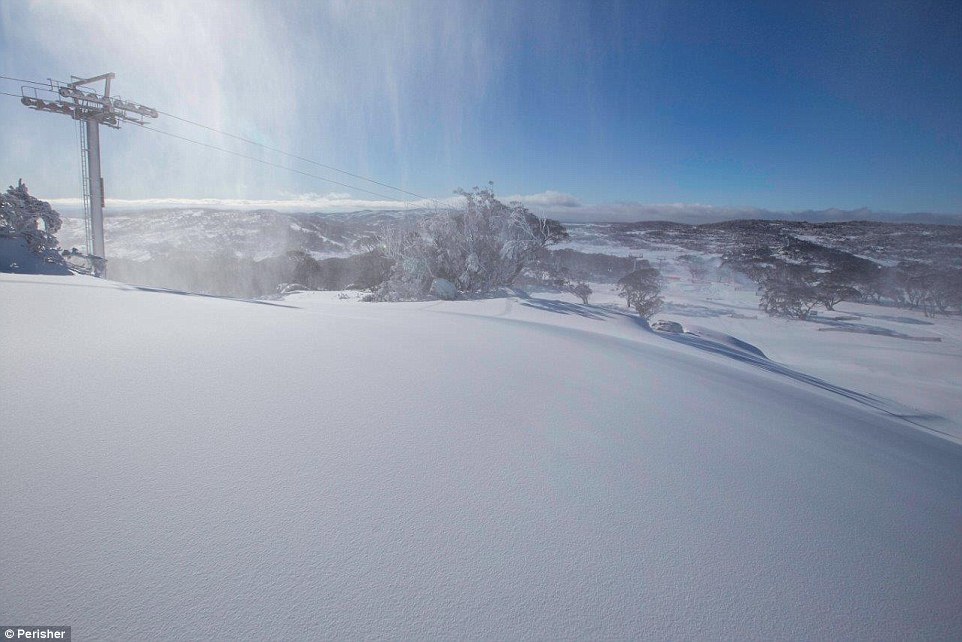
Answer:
[0,0,516,202]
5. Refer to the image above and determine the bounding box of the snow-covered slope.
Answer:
[2,274,961,640]
[56,208,435,262]
[599,277,962,434]
[57,209,386,261]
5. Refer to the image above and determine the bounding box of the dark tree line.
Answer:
[861,262,962,316]
[722,237,962,319]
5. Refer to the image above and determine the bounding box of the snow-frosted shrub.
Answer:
[0,180,65,263]
[757,263,819,319]
[618,262,664,319]
[375,184,567,300]
[571,281,592,304]
[930,269,962,314]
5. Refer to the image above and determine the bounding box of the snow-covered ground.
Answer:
[2,272,961,639]
[619,277,962,436]
[557,233,962,434]
[57,210,365,261]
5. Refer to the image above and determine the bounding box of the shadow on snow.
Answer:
[2,278,299,309]
[634,316,950,434]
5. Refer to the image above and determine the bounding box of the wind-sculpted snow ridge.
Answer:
[426,296,962,441]
[663,324,958,440]
[2,274,961,640]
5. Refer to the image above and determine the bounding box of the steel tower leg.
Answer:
[85,119,106,276]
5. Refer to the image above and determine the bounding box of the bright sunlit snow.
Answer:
[2,273,960,639]
[4,1,961,638]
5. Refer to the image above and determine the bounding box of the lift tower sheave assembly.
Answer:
[19,72,158,276]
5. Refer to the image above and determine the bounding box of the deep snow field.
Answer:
[2,272,962,640]
[600,276,962,438]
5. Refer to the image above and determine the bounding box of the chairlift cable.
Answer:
[156,110,455,211]
[138,123,417,206]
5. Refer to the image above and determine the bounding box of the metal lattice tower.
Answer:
[20,73,158,276]
[76,120,93,256]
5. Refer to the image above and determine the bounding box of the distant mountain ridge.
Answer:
[544,205,962,225]
[774,208,962,226]
[56,203,962,226]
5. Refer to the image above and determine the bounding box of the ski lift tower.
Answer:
[19,73,158,276]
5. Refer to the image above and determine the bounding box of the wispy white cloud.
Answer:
[546,201,771,223]
[37,190,796,223]
[484,191,769,222]
[515,198,961,224]
[44,190,762,222]
[45,190,958,224]
[505,191,584,208]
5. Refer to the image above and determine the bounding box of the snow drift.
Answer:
[1,274,960,639]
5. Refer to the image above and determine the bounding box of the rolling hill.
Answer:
[2,273,960,639]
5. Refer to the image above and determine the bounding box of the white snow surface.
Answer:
[2,273,962,640]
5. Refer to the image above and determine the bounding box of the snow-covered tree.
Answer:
[0,179,64,259]
[720,245,776,282]
[677,254,709,282]
[756,264,820,319]
[618,262,664,319]
[930,269,962,314]
[376,184,567,300]
[813,275,860,311]
[571,281,592,304]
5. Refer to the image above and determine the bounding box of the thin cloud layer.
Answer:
[505,191,584,209]
[46,193,465,214]
[44,191,960,225]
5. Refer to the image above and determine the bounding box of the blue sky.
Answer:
[1,0,960,219]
